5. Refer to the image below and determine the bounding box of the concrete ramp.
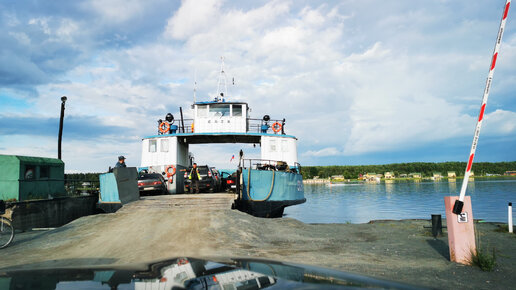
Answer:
[121,194,236,211]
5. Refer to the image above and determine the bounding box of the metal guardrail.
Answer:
[241,159,301,173]
[156,118,288,135]
[64,179,99,196]
[248,118,286,134]
[156,119,194,134]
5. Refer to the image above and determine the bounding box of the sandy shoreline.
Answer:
[0,205,515,289]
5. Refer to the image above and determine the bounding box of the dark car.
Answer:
[218,171,230,191]
[184,165,217,193]
[224,171,238,193]
[137,173,167,195]
[210,167,222,191]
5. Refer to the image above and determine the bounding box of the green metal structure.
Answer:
[0,155,66,201]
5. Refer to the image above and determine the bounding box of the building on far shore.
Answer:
[505,171,516,176]
[447,171,456,178]
[399,173,408,178]
[384,172,394,179]
[364,173,377,180]
[409,173,422,179]
[433,172,442,179]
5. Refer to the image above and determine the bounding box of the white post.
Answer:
[509,202,513,233]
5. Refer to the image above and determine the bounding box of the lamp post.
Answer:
[58,96,67,160]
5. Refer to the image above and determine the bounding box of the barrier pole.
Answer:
[445,1,511,264]
[453,0,511,214]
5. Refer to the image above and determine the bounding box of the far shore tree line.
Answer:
[299,161,516,180]
[65,172,102,182]
[64,161,516,181]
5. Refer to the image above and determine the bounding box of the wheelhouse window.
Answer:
[197,105,208,117]
[149,140,157,152]
[209,104,230,117]
[270,139,277,152]
[232,104,242,116]
[281,140,288,152]
[160,139,169,152]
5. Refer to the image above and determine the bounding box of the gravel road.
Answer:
[1,202,515,289]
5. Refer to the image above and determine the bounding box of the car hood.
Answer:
[0,257,425,289]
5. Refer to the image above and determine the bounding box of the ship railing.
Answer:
[247,118,286,135]
[156,117,288,135]
[242,159,301,173]
[157,119,194,135]
[64,179,100,196]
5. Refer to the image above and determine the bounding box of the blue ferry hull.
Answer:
[238,169,305,217]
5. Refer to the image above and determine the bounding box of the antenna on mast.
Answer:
[193,69,197,103]
[216,56,227,102]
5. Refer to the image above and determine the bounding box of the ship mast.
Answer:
[215,56,228,102]
[193,69,197,103]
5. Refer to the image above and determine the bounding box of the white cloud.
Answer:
[85,0,149,23]
[347,42,390,62]
[8,32,30,45]
[483,109,516,135]
[164,0,222,39]
[300,5,325,26]
[303,147,342,157]
[56,19,79,39]
[28,17,51,34]
[3,12,21,27]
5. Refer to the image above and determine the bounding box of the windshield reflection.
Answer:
[0,257,422,289]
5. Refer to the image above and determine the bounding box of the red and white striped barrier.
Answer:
[453,0,512,214]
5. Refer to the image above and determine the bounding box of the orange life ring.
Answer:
[159,122,170,134]
[271,122,282,133]
[165,165,176,178]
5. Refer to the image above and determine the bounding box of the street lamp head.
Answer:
[61,96,67,102]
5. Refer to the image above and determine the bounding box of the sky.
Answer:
[0,0,515,173]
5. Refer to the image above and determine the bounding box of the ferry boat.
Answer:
[139,60,305,217]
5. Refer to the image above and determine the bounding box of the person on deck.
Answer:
[189,163,201,193]
[115,156,127,168]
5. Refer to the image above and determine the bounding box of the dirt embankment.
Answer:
[1,204,515,289]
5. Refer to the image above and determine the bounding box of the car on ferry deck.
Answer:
[225,171,238,193]
[211,167,222,191]
[137,173,167,195]
[183,165,217,193]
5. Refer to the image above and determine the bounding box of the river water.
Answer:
[284,177,516,224]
